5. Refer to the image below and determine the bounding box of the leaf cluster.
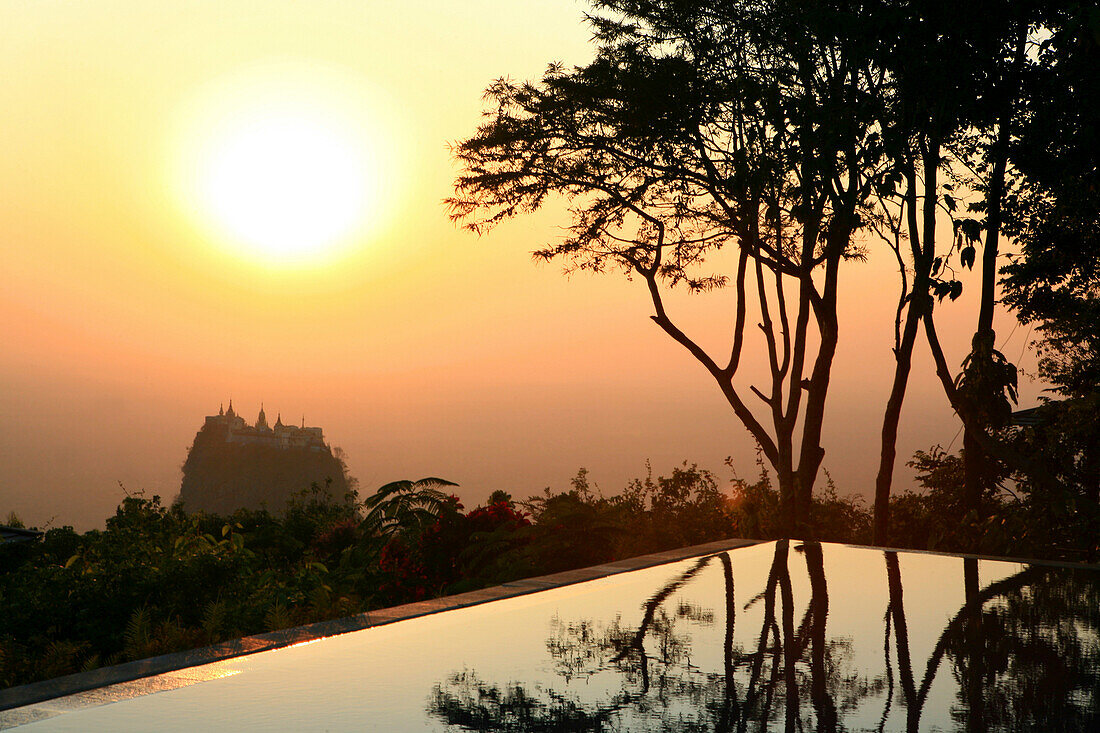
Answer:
[450,0,898,290]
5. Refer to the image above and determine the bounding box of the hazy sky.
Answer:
[1,0,1043,530]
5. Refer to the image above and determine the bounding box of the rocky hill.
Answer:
[177,414,351,515]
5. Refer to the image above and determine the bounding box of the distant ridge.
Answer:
[177,402,350,515]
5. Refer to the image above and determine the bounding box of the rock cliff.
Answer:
[178,420,350,515]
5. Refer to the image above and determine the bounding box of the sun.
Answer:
[197,111,371,261]
[174,64,393,266]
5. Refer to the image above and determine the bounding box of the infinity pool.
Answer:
[5,541,1098,731]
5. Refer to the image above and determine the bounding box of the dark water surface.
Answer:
[13,542,1099,731]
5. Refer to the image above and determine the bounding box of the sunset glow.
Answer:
[174,64,388,266]
[196,111,372,261]
[0,0,1042,534]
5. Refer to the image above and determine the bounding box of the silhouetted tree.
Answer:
[997,4,1100,560]
[864,0,1021,542]
[861,0,1099,540]
[451,0,899,537]
[900,2,1100,529]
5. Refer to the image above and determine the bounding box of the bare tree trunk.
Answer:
[873,157,931,544]
[797,250,840,538]
[874,310,921,545]
[873,131,941,543]
[871,308,924,541]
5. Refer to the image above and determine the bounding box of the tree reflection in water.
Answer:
[429,542,1099,731]
[944,562,1100,731]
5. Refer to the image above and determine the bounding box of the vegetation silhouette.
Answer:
[450,0,912,537]
[450,0,1099,545]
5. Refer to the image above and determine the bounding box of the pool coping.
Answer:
[0,537,763,716]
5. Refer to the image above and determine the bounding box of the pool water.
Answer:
[7,541,1099,731]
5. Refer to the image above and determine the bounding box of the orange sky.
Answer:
[1,1,1044,529]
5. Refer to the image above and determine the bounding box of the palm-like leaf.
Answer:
[361,478,458,540]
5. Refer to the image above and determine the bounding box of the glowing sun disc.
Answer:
[173,63,396,267]
[197,112,372,260]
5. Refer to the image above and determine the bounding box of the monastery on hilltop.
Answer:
[204,401,328,452]
[179,402,349,515]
